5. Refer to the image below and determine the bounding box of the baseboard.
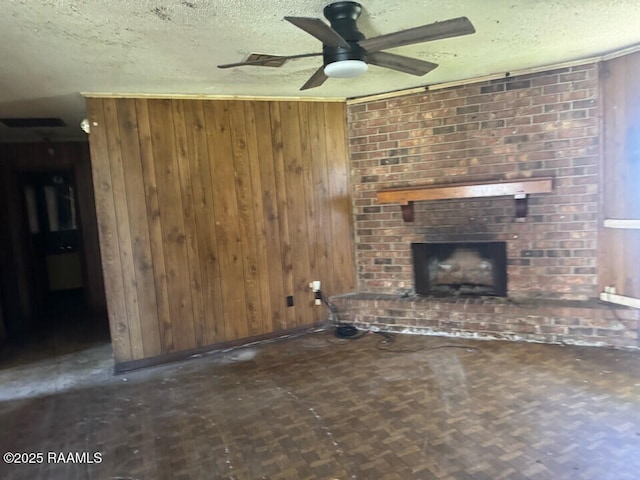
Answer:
[113,321,328,374]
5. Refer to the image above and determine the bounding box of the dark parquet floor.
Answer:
[1,329,640,479]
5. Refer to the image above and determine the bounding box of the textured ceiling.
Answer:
[1,0,640,141]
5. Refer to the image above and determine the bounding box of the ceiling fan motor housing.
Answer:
[322,1,367,65]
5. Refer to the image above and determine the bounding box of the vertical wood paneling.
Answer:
[280,102,314,327]
[87,99,132,362]
[297,102,320,323]
[621,54,640,298]
[135,99,175,352]
[114,98,162,357]
[87,97,355,363]
[268,102,296,328]
[2,165,37,319]
[172,99,207,347]
[102,98,144,360]
[253,102,286,331]
[146,99,197,351]
[243,103,272,334]
[74,145,106,310]
[179,100,226,346]
[0,289,4,344]
[602,57,628,297]
[0,163,37,323]
[325,103,356,294]
[600,52,640,298]
[203,100,249,340]
[304,103,334,322]
[0,166,15,334]
[227,101,264,336]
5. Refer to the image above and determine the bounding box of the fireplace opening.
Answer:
[412,242,507,297]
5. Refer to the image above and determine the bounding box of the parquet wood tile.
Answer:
[1,331,640,479]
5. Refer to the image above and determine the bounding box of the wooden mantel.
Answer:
[376,177,553,222]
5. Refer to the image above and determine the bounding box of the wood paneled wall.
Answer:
[599,52,640,298]
[86,98,355,364]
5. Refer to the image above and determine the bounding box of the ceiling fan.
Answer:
[218,1,476,90]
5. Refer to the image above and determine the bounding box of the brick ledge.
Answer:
[329,293,640,349]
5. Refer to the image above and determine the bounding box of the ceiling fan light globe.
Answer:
[324,60,368,78]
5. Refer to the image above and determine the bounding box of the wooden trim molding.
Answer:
[600,292,640,309]
[603,219,640,229]
[377,177,553,222]
[83,93,345,103]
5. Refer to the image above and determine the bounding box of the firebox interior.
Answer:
[412,242,507,297]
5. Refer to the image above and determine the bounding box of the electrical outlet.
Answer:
[310,280,322,306]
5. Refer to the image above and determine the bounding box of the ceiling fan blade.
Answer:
[300,66,328,90]
[367,52,438,76]
[359,16,475,53]
[284,16,350,48]
[218,52,322,69]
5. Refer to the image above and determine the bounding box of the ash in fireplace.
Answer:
[429,248,495,292]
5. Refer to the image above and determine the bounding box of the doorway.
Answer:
[0,142,109,367]
[23,170,84,312]
[1,171,108,368]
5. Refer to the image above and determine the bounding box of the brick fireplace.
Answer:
[331,63,640,348]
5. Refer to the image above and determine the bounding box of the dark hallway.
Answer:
[0,289,110,370]
[0,142,110,370]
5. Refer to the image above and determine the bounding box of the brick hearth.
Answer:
[342,63,639,348]
[330,293,639,348]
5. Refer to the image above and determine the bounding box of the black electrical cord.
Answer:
[319,292,369,341]
[319,291,481,353]
[334,324,367,339]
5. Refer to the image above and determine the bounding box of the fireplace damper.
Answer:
[412,242,507,297]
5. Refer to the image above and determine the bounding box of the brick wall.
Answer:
[348,64,600,301]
